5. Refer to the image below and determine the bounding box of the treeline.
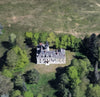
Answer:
[0,33,41,97]
[25,32,81,51]
[51,33,100,97]
[54,56,92,97]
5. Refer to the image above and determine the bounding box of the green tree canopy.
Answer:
[87,84,100,97]
[25,69,40,84]
[32,32,40,46]
[24,91,34,97]
[9,33,16,46]
[56,57,92,97]
[0,73,13,95]
[6,46,29,70]
[55,37,60,48]
[39,32,48,43]
[14,75,24,91]
[25,32,33,39]
[47,32,56,47]
[10,90,21,97]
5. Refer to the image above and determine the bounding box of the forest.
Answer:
[0,31,100,97]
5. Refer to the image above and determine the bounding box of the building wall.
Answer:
[37,57,66,65]
[36,43,66,65]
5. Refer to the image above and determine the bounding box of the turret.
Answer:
[45,41,49,51]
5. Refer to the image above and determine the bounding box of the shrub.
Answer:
[37,93,43,97]
[24,91,34,97]
[25,69,40,84]
[10,90,21,97]
[2,69,13,78]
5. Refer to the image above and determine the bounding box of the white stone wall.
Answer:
[37,57,66,65]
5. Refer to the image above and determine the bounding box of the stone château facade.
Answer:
[36,42,66,65]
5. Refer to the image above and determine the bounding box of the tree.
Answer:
[0,73,13,95]
[2,69,13,78]
[73,58,91,78]
[77,77,89,97]
[67,36,71,48]
[16,33,26,49]
[25,32,33,46]
[59,34,81,51]
[25,32,33,39]
[24,91,34,97]
[58,73,69,90]
[32,32,40,46]
[56,57,92,97]
[13,75,27,91]
[39,32,48,43]
[73,86,86,97]
[68,66,81,88]
[69,35,75,49]
[10,90,21,97]
[88,34,98,64]
[94,61,99,83]
[81,34,99,65]
[87,84,100,97]
[60,35,68,49]
[37,93,43,97]
[14,75,24,91]
[74,38,81,51]
[62,88,70,97]
[25,69,40,84]
[47,32,56,47]
[6,46,29,70]
[55,37,60,48]
[9,33,16,46]
[6,48,18,69]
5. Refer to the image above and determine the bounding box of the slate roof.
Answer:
[37,49,65,59]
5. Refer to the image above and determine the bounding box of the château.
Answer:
[36,42,66,65]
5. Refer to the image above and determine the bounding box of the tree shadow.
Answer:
[55,67,67,78]
[0,51,7,70]
[30,48,37,63]
[2,41,12,49]
[88,71,96,84]
[25,38,33,47]
[48,67,67,97]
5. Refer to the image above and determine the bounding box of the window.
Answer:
[40,59,41,63]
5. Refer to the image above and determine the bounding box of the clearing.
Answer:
[25,50,75,74]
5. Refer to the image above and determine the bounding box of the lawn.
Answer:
[24,50,74,96]
[26,73,56,97]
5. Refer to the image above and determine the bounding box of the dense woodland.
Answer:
[0,31,100,97]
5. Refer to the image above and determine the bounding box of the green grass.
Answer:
[0,0,100,37]
[22,50,74,97]
[26,73,56,97]
[0,0,100,57]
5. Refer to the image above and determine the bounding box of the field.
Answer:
[0,0,100,57]
[0,0,100,37]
